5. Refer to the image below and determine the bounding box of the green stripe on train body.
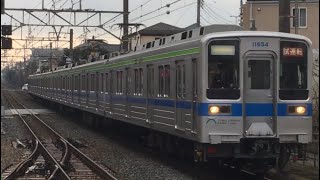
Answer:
[31,47,200,78]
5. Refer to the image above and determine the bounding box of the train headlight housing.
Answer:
[208,105,231,115]
[288,105,307,115]
[296,106,306,114]
[209,106,220,114]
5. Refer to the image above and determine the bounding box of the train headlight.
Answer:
[209,106,220,114]
[288,105,307,115]
[296,106,306,114]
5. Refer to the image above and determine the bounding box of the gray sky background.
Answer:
[1,0,243,62]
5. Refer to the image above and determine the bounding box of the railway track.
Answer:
[2,90,118,180]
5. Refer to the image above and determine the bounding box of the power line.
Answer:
[130,0,183,22]
[137,1,195,23]
[130,0,154,13]
[203,2,233,24]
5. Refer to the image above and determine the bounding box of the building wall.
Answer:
[242,1,319,49]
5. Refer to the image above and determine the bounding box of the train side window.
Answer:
[188,31,193,38]
[181,32,187,40]
[146,42,151,49]
[200,27,204,35]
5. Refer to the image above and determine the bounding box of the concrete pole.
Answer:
[49,42,52,70]
[279,0,290,33]
[70,29,73,61]
[123,0,129,52]
[197,0,201,27]
[294,0,299,34]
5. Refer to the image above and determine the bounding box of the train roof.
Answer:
[30,29,312,78]
[202,31,312,45]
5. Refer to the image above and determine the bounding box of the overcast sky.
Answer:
[1,0,243,63]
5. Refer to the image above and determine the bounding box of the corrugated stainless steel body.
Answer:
[27,29,313,164]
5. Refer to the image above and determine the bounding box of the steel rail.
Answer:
[5,90,117,180]
[3,90,71,180]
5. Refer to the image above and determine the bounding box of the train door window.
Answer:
[158,65,170,97]
[248,60,270,89]
[105,73,109,94]
[134,68,143,96]
[158,66,164,97]
[176,65,181,98]
[100,73,104,92]
[110,71,114,94]
[147,65,154,96]
[86,74,89,92]
[117,71,123,94]
[176,63,186,98]
[164,65,170,97]
[192,59,197,97]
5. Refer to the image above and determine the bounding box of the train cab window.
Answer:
[207,40,240,99]
[279,41,308,100]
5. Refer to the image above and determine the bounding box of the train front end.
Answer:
[196,32,313,172]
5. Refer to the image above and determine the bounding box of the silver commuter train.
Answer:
[28,27,313,172]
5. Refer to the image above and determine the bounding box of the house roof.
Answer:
[75,39,120,52]
[128,22,184,37]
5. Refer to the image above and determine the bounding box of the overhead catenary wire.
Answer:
[130,0,183,22]
[137,1,196,23]
[202,2,233,24]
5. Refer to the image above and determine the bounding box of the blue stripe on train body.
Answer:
[81,94,312,117]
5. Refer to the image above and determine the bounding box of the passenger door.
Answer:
[175,61,188,131]
[243,52,276,137]
[147,65,154,124]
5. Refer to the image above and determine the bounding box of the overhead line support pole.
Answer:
[123,0,129,52]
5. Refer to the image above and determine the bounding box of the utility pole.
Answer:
[294,0,299,34]
[197,0,201,27]
[279,0,290,33]
[70,29,73,61]
[123,0,129,52]
[49,42,52,70]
